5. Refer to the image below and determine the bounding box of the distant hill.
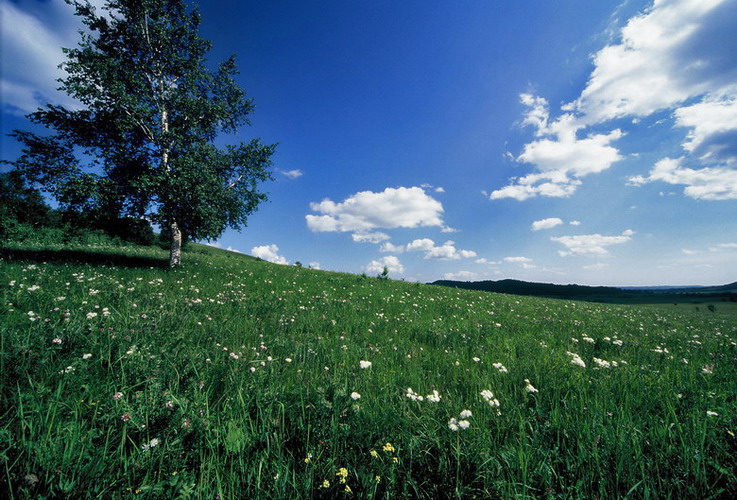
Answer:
[429,278,737,304]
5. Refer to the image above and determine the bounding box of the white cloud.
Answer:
[279,169,303,179]
[306,186,445,233]
[503,256,533,263]
[709,243,737,252]
[569,220,582,226]
[531,217,564,231]
[406,238,436,252]
[365,255,404,275]
[1,0,78,114]
[389,238,477,260]
[628,157,737,200]
[0,0,109,114]
[674,92,737,164]
[225,246,243,254]
[308,261,321,269]
[251,244,289,265]
[379,242,406,253]
[490,97,624,200]
[551,230,634,257]
[583,262,610,271]
[442,270,480,281]
[496,0,737,202]
[352,232,390,244]
[565,0,737,124]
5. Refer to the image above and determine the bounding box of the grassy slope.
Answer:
[1,243,736,499]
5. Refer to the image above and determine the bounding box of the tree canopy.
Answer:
[7,0,275,266]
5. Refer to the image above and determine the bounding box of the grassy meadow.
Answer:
[1,242,736,498]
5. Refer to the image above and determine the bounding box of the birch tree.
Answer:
[7,0,275,267]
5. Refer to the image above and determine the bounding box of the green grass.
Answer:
[1,242,735,498]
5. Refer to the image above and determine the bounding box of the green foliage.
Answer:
[1,243,735,498]
[377,266,390,280]
[5,0,275,266]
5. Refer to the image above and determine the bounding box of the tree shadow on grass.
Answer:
[0,247,168,269]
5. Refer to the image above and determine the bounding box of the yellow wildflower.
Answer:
[345,485,352,493]
[370,449,379,458]
[375,475,381,483]
[321,479,330,488]
[336,467,348,483]
[382,442,395,453]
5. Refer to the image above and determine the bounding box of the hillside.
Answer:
[1,242,736,498]
[431,278,737,307]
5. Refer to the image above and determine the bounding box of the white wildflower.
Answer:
[524,379,538,393]
[459,409,472,419]
[405,388,424,401]
[448,418,459,431]
[359,360,372,369]
[458,420,471,430]
[426,390,442,403]
[593,357,611,369]
[350,392,361,401]
[567,352,586,368]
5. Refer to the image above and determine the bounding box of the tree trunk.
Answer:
[169,219,182,268]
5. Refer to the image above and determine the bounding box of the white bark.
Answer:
[169,219,182,268]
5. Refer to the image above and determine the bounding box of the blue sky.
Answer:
[2,0,737,286]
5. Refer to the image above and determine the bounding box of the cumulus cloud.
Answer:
[565,0,737,124]
[494,0,737,202]
[674,93,737,164]
[381,238,477,260]
[628,157,737,200]
[531,217,564,231]
[551,230,634,257]
[378,242,405,253]
[490,96,624,200]
[365,255,404,275]
[251,244,288,265]
[306,186,445,233]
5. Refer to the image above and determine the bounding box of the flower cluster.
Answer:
[448,410,472,431]
[480,390,501,415]
[524,379,538,393]
[141,438,160,452]
[492,362,509,373]
[405,387,441,403]
[567,352,586,368]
